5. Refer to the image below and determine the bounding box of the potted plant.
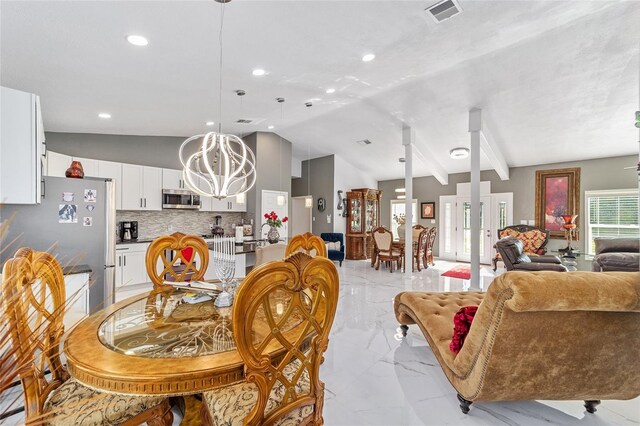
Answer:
[263,211,288,244]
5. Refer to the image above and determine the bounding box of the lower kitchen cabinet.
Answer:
[64,272,90,330]
[115,244,150,288]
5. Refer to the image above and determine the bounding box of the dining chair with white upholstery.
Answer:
[285,232,327,257]
[200,251,339,426]
[1,248,172,426]
[255,243,286,267]
[372,227,403,273]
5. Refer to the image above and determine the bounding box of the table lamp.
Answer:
[561,214,578,257]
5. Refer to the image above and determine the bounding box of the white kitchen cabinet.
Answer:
[0,86,45,204]
[162,168,187,190]
[115,244,149,288]
[73,157,99,177]
[97,160,122,210]
[46,151,71,177]
[143,166,162,210]
[121,164,162,211]
[209,196,247,213]
[229,197,247,212]
[64,272,90,329]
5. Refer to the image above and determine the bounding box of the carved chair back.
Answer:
[146,232,209,289]
[1,248,69,421]
[232,252,339,426]
[412,224,426,242]
[416,229,429,266]
[285,232,327,258]
[372,227,393,252]
[425,227,437,265]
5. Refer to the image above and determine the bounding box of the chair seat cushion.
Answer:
[202,359,313,426]
[43,378,165,426]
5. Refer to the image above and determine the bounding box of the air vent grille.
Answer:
[356,139,372,146]
[425,0,462,23]
[236,119,253,124]
[234,118,265,125]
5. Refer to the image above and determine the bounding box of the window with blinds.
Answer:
[586,189,639,255]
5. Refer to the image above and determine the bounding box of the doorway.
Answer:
[291,196,312,237]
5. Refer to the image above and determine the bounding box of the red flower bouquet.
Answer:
[264,211,288,228]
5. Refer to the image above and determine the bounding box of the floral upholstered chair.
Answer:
[1,248,172,426]
[493,225,549,271]
[200,252,339,425]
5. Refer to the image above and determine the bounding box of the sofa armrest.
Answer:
[512,262,567,272]
[532,255,561,264]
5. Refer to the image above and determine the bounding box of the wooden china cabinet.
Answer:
[346,188,382,260]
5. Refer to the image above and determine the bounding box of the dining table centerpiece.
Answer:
[263,211,288,244]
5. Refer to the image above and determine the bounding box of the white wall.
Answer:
[333,154,378,233]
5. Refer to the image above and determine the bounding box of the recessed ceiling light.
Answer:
[268,125,274,130]
[397,195,406,200]
[98,113,111,119]
[252,69,266,76]
[325,88,336,94]
[450,147,470,159]
[206,121,215,126]
[362,53,376,62]
[395,188,406,193]
[126,35,148,47]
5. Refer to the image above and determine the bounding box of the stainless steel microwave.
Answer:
[162,189,201,210]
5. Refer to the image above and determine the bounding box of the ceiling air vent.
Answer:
[356,139,372,146]
[425,0,463,23]
[234,118,265,125]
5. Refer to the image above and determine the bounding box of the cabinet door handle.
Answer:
[124,255,126,266]
[140,198,143,207]
[144,198,147,208]
[118,256,121,267]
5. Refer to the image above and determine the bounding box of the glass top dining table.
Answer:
[65,285,313,395]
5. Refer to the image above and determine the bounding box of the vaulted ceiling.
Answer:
[1,0,638,180]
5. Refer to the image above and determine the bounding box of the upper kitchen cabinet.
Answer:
[162,168,188,191]
[121,164,162,211]
[46,151,72,177]
[0,86,45,204]
[97,160,122,210]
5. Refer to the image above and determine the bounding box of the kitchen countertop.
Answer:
[62,264,92,275]
[208,242,258,254]
[116,235,239,245]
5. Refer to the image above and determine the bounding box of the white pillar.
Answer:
[469,109,482,289]
[403,125,413,275]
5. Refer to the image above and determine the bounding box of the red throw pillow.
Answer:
[449,306,478,354]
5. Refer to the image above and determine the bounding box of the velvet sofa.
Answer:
[394,271,640,414]
[592,238,640,272]
[321,232,345,266]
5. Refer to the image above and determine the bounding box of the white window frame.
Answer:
[584,188,639,256]
[390,199,417,240]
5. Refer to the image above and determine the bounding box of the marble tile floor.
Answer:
[319,258,640,426]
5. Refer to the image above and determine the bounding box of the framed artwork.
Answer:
[421,202,436,219]
[535,168,580,239]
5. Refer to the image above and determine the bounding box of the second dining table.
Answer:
[64,284,314,396]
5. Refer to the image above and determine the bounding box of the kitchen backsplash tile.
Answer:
[116,210,249,240]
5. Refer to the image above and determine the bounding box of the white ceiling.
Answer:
[1,0,638,181]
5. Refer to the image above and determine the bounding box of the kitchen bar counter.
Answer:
[62,264,92,275]
[208,242,258,254]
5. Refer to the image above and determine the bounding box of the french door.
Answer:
[456,196,492,264]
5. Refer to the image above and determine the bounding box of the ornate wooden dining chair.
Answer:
[146,232,209,289]
[285,232,328,258]
[372,227,403,273]
[413,228,429,272]
[200,252,339,426]
[425,227,437,266]
[1,248,172,426]
[412,224,426,242]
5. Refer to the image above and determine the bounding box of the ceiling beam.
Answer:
[469,108,510,181]
[413,139,449,185]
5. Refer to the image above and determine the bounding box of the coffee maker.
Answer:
[119,221,138,241]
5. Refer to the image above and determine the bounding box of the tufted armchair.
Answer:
[394,271,640,414]
[321,233,345,266]
[493,225,549,271]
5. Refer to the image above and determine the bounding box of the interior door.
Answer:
[261,190,288,239]
[456,196,492,264]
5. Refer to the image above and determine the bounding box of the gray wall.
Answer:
[245,132,293,233]
[45,132,186,169]
[378,155,638,256]
[292,155,335,235]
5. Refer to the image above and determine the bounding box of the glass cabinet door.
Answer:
[366,199,377,231]
[350,198,362,233]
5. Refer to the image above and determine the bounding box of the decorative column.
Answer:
[468,110,482,289]
[403,125,414,275]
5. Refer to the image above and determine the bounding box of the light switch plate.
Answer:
[520,220,527,225]
[528,220,535,226]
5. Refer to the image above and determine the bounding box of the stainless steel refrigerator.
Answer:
[2,176,116,312]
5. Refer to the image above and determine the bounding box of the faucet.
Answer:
[259,223,270,246]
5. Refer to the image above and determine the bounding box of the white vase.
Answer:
[397,224,406,240]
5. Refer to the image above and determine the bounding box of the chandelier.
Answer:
[180,0,256,199]
[179,132,256,199]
